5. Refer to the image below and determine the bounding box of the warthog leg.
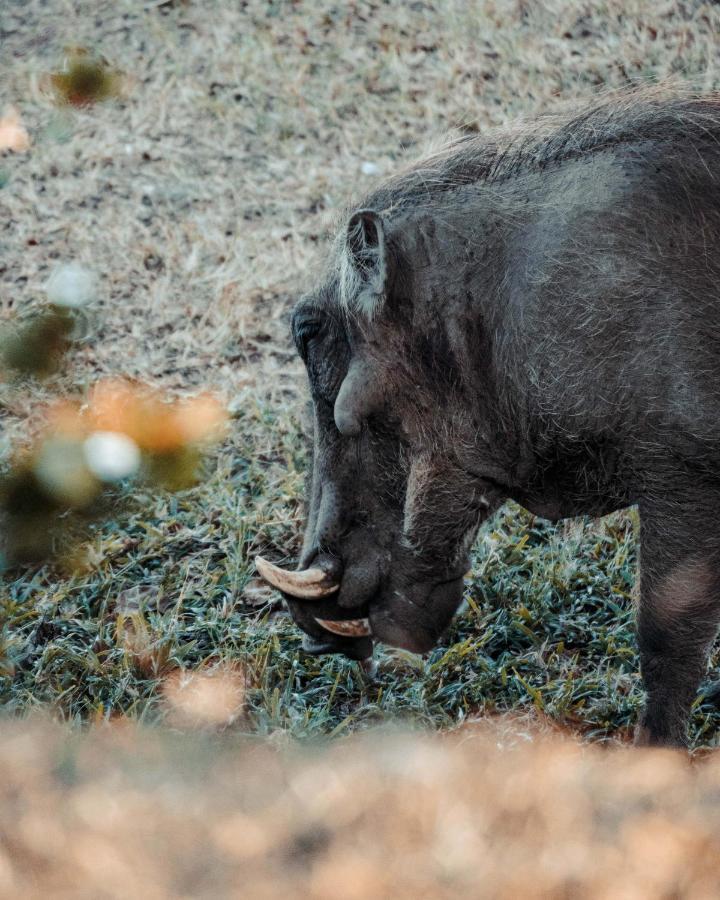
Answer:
[635,495,720,748]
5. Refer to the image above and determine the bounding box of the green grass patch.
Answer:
[3,400,719,746]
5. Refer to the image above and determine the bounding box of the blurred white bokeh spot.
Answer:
[83,431,141,482]
[45,262,96,308]
[360,160,380,175]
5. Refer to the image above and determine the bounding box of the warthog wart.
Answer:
[257,90,720,747]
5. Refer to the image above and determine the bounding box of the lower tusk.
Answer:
[315,617,372,638]
[255,556,339,599]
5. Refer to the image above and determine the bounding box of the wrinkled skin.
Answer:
[277,95,720,747]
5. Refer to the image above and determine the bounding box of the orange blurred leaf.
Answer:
[0,107,30,152]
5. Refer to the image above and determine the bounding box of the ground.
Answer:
[2,0,720,747]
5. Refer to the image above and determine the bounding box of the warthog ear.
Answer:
[342,209,389,316]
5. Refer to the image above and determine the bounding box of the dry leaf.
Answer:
[0,107,30,152]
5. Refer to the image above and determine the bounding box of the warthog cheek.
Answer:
[333,359,384,437]
[369,577,465,653]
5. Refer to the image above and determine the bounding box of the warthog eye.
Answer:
[293,319,322,361]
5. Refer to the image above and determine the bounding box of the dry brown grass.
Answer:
[3,0,720,424]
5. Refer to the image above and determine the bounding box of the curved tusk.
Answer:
[255,556,339,599]
[315,617,372,638]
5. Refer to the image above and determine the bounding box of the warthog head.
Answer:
[258,203,505,658]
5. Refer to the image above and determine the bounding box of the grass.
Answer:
[4,398,719,745]
[2,0,720,749]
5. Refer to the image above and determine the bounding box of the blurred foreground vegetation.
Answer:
[1,718,719,897]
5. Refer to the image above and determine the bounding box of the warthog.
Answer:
[257,92,720,747]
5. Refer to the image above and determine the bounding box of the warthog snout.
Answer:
[255,553,373,646]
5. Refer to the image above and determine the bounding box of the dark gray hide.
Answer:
[284,93,720,746]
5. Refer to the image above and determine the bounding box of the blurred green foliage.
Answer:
[50,48,122,108]
[0,307,75,377]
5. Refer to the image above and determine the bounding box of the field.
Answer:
[2,1,720,894]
